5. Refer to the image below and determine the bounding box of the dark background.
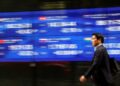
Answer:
[0,0,120,86]
[0,0,119,12]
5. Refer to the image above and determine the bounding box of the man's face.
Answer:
[91,35,100,47]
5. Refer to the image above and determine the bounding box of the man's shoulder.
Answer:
[96,45,106,52]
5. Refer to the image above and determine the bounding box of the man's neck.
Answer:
[96,43,102,47]
[94,43,102,51]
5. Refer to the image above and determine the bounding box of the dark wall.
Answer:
[0,0,119,12]
[0,63,33,86]
[0,62,120,86]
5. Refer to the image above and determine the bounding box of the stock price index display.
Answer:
[0,7,120,62]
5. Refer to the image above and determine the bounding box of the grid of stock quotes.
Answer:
[0,7,120,62]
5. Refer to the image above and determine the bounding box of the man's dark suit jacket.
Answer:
[84,45,113,84]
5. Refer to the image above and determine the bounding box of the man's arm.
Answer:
[80,49,104,83]
[84,49,104,78]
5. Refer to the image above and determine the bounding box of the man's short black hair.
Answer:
[92,33,104,43]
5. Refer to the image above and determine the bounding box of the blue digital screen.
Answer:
[0,7,120,62]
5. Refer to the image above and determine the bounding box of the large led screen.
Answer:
[0,7,119,62]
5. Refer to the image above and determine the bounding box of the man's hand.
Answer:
[80,75,87,83]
